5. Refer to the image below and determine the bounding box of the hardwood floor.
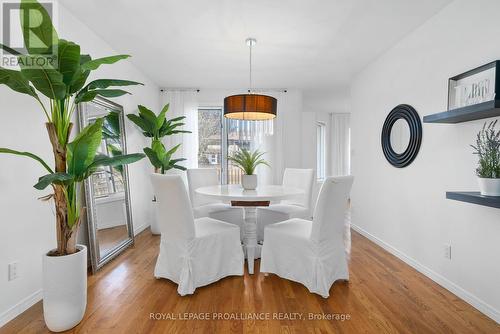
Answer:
[2,229,498,334]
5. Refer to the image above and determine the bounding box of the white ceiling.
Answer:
[62,0,451,92]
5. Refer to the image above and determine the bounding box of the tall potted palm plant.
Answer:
[127,104,190,233]
[0,0,144,331]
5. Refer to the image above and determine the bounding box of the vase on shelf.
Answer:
[478,177,500,196]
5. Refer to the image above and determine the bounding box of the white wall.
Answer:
[350,0,500,323]
[0,4,159,326]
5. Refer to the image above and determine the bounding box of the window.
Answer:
[198,107,273,184]
[316,122,326,180]
[89,116,125,198]
[198,108,223,181]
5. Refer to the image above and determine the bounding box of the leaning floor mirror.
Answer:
[78,97,135,273]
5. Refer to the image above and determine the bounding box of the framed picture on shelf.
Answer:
[448,60,499,111]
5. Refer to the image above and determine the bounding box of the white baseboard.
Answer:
[351,224,500,324]
[0,289,42,328]
[134,222,149,236]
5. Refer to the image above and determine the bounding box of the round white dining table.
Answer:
[195,184,304,274]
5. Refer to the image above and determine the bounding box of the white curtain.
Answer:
[331,113,350,176]
[160,91,199,169]
[256,91,287,185]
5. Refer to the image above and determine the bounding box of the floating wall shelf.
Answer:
[423,100,500,124]
[446,191,500,209]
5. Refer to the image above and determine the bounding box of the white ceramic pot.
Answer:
[478,177,500,196]
[242,174,257,190]
[150,170,189,235]
[43,245,87,332]
[151,199,161,235]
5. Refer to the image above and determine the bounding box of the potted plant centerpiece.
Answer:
[0,1,145,331]
[127,104,190,234]
[471,120,500,196]
[228,148,269,190]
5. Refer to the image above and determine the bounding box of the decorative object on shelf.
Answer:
[127,103,191,234]
[0,1,144,330]
[224,38,277,120]
[448,61,497,110]
[381,104,422,168]
[471,120,500,196]
[228,148,269,190]
[424,60,500,124]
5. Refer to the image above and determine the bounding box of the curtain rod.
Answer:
[160,88,200,92]
[159,88,288,93]
[247,88,288,93]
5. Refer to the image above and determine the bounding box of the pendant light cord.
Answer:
[249,42,252,93]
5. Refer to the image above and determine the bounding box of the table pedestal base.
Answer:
[243,207,260,274]
[243,244,261,261]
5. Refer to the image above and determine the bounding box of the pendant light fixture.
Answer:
[224,38,277,121]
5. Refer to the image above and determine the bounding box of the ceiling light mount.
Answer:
[246,38,257,47]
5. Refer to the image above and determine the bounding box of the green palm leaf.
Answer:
[126,114,153,135]
[18,55,66,100]
[85,79,143,91]
[0,67,38,98]
[57,39,81,86]
[34,172,73,190]
[85,153,144,177]
[74,89,131,104]
[67,118,103,180]
[81,55,130,71]
[0,148,53,173]
[69,54,91,94]
[143,147,163,169]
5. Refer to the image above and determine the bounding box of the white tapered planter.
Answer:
[150,169,188,235]
[478,177,500,196]
[151,199,161,235]
[43,245,87,332]
[242,174,257,190]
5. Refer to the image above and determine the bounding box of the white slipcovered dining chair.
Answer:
[187,168,244,233]
[260,175,354,298]
[151,174,244,296]
[257,168,314,242]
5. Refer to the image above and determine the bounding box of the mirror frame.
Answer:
[78,96,135,273]
[381,104,422,168]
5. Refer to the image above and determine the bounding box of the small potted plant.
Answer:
[228,148,269,190]
[471,120,500,196]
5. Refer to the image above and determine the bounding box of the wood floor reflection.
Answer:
[97,225,129,256]
[2,229,498,333]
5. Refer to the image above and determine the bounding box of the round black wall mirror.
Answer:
[381,104,422,168]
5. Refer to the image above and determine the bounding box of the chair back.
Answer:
[151,173,195,240]
[187,168,221,207]
[281,168,315,209]
[310,176,354,243]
